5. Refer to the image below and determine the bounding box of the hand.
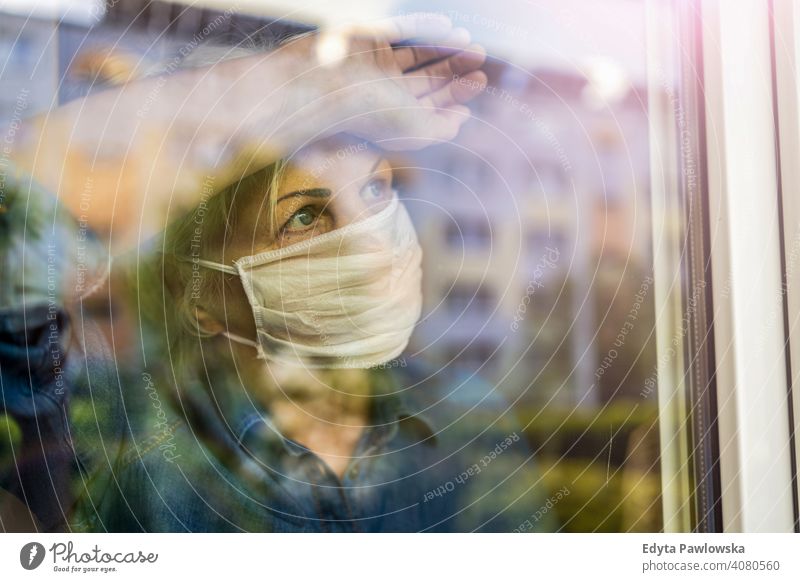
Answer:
[285,14,488,150]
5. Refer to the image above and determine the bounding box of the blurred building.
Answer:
[404,59,653,410]
[0,15,57,124]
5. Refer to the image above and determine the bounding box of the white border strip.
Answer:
[1,533,799,580]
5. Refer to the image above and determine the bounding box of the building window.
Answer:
[445,282,494,314]
[445,218,491,249]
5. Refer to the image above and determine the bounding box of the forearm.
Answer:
[5,18,486,251]
[7,37,345,249]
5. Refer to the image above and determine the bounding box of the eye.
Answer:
[282,205,320,232]
[360,178,392,203]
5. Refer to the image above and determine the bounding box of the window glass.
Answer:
[0,0,703,533]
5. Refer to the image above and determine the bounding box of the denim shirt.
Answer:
[74,355,555,533]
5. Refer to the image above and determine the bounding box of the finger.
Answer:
[404,44,487,97]
[436,103,471,127]
[420,104,472,146]
[419,70,488,109]
[393,28,471,72]
[379,105,469,151]
[367,13,453,43]
[449,69,488,103]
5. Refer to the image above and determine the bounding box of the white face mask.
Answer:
[194,193,423,369]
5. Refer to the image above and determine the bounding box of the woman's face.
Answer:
[203,136,395,341]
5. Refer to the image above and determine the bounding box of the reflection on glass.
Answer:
[0,0,699,533]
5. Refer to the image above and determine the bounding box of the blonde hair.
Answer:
[126,40,291,360]
[166,162,287,339]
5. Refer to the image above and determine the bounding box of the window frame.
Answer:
[772,0,800,532]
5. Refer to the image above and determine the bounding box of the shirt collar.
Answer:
[208,365,438,460]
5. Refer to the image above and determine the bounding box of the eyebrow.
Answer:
[277,188,331,203]
[276,157,388,203]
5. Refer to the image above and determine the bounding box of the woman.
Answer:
[66,132,550,532]
[2,18,551,532]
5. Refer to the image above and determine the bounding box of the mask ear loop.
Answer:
[221,330,262,351]
[184,257,239,275]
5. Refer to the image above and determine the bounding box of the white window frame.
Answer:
[773,0,800,529]
[701,0,796,532]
